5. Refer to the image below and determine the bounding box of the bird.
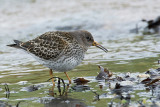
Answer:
[7,30,108,86]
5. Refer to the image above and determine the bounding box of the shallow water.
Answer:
[1,0,160,72]
[0,0,160,107]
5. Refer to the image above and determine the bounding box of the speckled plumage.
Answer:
[22,31,76,60]
[8,30,95,72]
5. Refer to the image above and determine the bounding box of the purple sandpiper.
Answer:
[7,30,108,85]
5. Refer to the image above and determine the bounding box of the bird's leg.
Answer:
[64,72,71,84]
[65,84,70,96]
[49,69,56,96]
[49,69,55,87]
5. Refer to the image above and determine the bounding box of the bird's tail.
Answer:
[7,40,23,49]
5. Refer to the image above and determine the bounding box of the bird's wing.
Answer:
[20,31,74,60]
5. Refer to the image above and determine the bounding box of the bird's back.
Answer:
[21,31,77,60]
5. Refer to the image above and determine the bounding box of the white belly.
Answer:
[46,56,83,72]
[31,53,84,72]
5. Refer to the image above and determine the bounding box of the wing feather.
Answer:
[20,31,74,60]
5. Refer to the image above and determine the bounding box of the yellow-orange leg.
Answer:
[49,69,55,87]
[64,72,71,84]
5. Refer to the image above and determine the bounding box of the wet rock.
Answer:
[137,74,150,78]
[96,66,112,80]
[115,76,125,82]
[112,83,133,94]
[145,68,160,76]
[123,72,136,81]
[142,68,160,86]
[124,72,130,78]
[72,85,90,92]
[145,77,160,86]
[141,77,152,84]
[73,78,90,85]
[142,16,160,33]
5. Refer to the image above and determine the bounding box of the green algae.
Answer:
[0,56,158,83]
[0,56,159,106]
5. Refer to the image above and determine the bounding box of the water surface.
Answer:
[0,0,160,106]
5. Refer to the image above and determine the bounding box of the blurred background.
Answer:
[1,0,160,73]
[0,0,160,106]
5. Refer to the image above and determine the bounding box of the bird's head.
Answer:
[74,30,108,53]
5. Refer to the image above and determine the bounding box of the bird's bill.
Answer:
[92,41,108,53]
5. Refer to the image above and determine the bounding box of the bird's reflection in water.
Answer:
[42,97,87,107]
[48,77,70,97]
[46,77,87,107]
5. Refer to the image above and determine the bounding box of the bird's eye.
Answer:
[86,36,91,41]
